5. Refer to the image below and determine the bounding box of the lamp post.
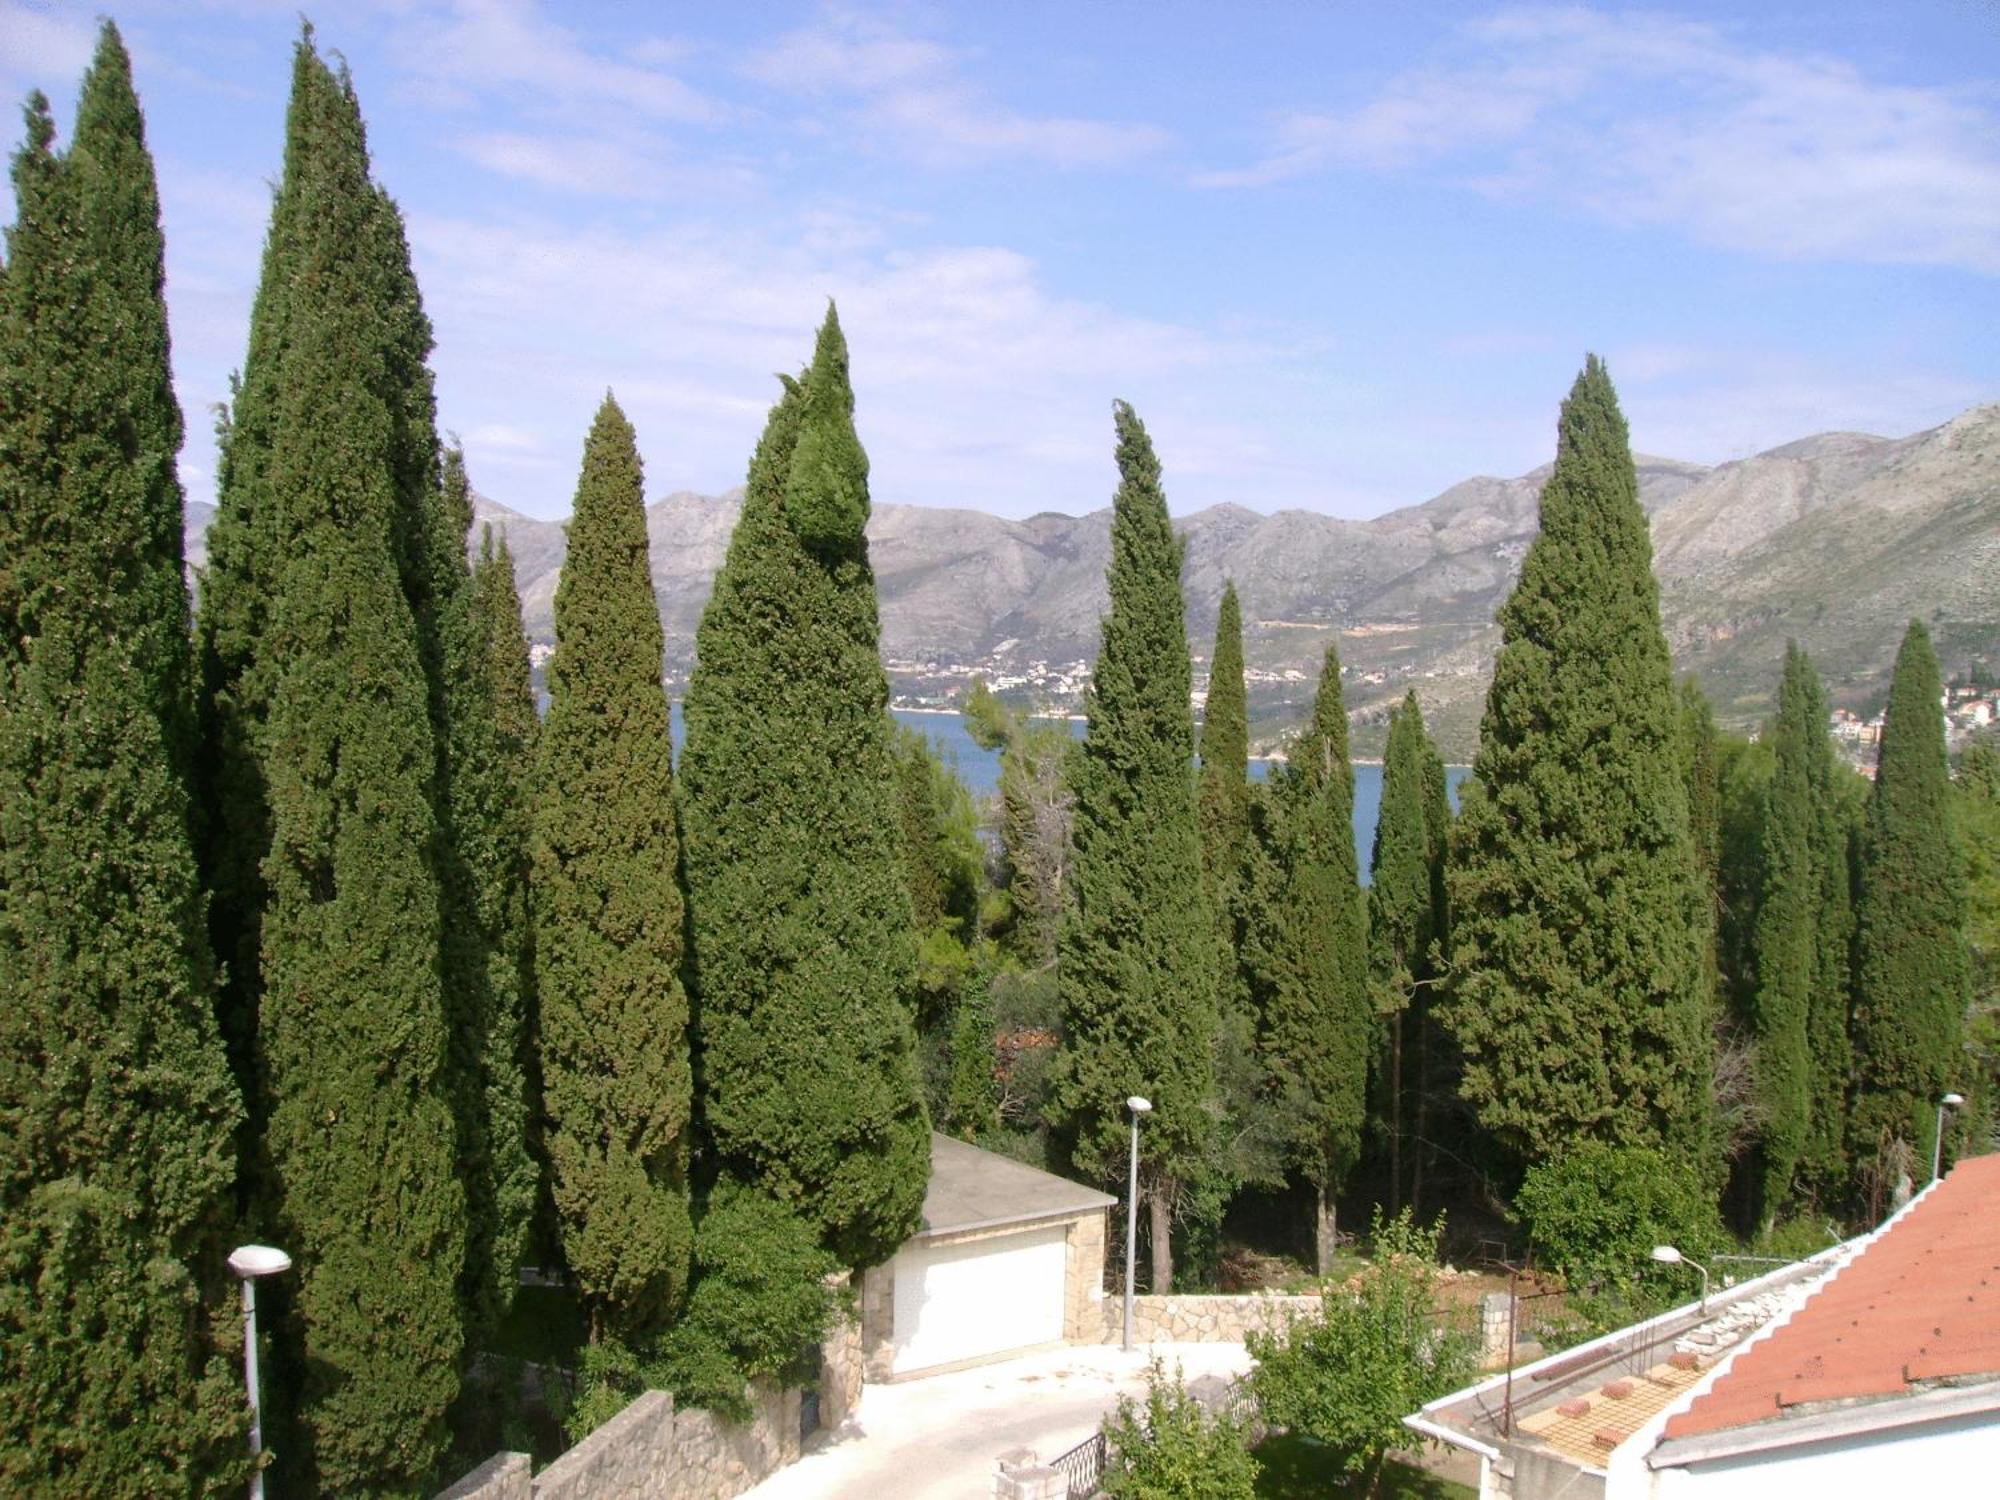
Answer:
[229,1244,293,1500]
[1123,1095,1152,1353]
[1933,1092,1965,1184]
[1651,1244,1709,1313]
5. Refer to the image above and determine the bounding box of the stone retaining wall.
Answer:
[1099,1292,1321,1345]
[435,1275,859,1500]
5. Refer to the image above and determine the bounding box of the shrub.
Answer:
[1100,1360,1260,1500]
[1514,1143,1725,1291]
[1244,1209,1477,1485]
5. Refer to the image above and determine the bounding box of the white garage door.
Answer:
[890,1223,1068,1375]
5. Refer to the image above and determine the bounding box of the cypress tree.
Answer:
[1851,620,1971,1196]
[532,397,691,1342]
[680,308,929,1270]
[0,29,243,1489]
[230,40,463,1491]
[467,521,540,1302]
[1257,646,1368,1274]
[1444,357,1711,1164]
[1050,401,1216,1293]
[1748,645,1821,1219]
[1802,667,1858,1201]
[1369,692,1438,1213]
[1198,581,1252,928]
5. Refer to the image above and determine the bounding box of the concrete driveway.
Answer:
[742,1342,1254,1500]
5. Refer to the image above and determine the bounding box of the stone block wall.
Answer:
[434,1285,864,1500]
[1064,1211,1107,1341]
[1098,1292,1321,1344]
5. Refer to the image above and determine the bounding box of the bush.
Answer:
[558,1179,841,1440]
[1244,1209,1477,1486]
[1513,1143,1725,1292]
[1101,1360,1261,1500]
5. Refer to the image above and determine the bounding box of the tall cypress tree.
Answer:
[1444,357,1711,1164]
[1198,581,1252,930]
[1050,402,1216,1293]
[1801,704,1858,1199]
[1255,646,1368,1273]
[681,308,928,1270]
[466,520,540,1308]
[1749,644,1821,1220]
[0,28,244,1490]
[223,40,462,1492]
[532,398,691,1342]
[1851,620,1971,1196]
[1370,692,1441,1213]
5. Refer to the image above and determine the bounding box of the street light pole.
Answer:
[1651,1244,1710,1313]
[1934,1092,1965,1184]
[1123,1095,1152,1353]
[229,1245,293,1500]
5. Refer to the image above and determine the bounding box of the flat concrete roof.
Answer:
[918,1133,1115,1239]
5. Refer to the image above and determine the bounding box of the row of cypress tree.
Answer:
[1,27,930,1494]
[1036,355,1978,1289]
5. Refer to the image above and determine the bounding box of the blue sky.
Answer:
[3,1,1997,521]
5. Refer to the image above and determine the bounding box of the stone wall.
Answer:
[1098,1292,1321,1345]
[434,1283,861,1500]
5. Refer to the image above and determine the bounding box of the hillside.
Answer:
[184,404,2000,759]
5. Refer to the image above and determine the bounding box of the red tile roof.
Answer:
[1664,1154,2000,1441]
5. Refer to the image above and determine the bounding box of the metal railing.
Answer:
[1048,1431,1106,1499]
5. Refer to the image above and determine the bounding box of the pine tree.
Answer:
[0,28,244,1489]
[1050,402,1216,1293]
[1444,357,1711,1164]
[1748,645,1821,1220]
[964,677,1074,966]
[532,398,691,1342]
[1256,646,1369,1273]
[1370,692,1439,1214]
[223,40,463,1491]
[1851,620,1971,1197]
[680,308,929,1270]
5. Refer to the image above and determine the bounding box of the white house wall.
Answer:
[1642,1410,2000,1499]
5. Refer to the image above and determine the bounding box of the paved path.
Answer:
[742,1342,1254,1500]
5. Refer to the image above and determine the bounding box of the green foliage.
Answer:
[1052,401,1217,1211]
[1199,582,1253,933]
[1748,645,1824,1216]
[681,309,928,1269]
[558,1180,840,1439]
[1251,648,1370,1213]
[0,31,244,1486]
[1852,621,1972,1190]
[1101,1360,1261,1500]
[964,677,1075,965]
[245,41,466,1492]
[532,396,691,1342]
[1513,1143,1724,1288]
[462,520,541,1322]
[1245,1210,1477,1484]
[1444,358,1711,1167]
[946,969,1002,1139]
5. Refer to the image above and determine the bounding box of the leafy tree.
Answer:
[1514,1144,1725,1293]
[0,31,244,1488]
[1444,358,1711,1167]
[532,397,691,1342]
[1250,646,1369,1274]
[1369,693,1444,1214]
[208,41,467,1491]
[680,308,928,1269]
[1101,1360,1261,1500]
[1050,401,1216,1293]
[945,969,1002,1140]
[1245,1209,1477,1492]
[891,722,984,1030]
[1851,621,1971,1201]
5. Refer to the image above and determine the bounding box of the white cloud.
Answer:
[0,0,94,98]
[1199,5,2000,274]
[746,8,1168,169]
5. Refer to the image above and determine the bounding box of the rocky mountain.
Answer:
[183,404,2000,759]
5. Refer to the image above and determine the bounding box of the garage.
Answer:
[861,1134,1116,1381]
